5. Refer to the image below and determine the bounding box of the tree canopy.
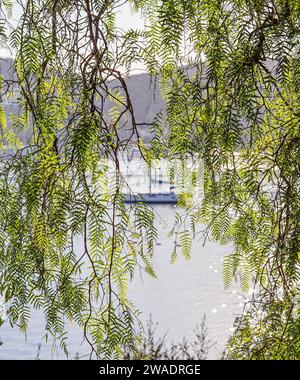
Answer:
[0,0,300,359]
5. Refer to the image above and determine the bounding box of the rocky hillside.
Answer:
[0,58,164,145]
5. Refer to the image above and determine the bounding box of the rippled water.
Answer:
[0,205,243,360]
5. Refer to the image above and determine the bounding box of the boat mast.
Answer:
[149,166,152,194]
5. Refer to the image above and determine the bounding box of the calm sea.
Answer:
[0,205,244,359]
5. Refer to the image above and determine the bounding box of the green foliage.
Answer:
[123,315,211,360]
[1,0,300,360]
[0,0,158,359]
[226,298,300,360]
[133,0,300,359]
